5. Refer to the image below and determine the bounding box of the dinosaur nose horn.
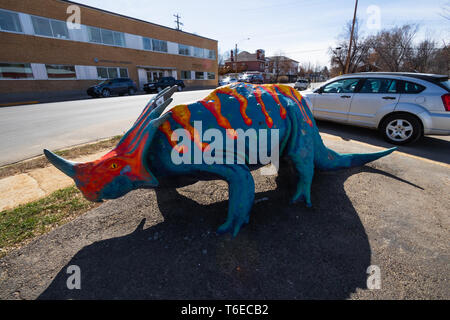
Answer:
[43,149,77,178]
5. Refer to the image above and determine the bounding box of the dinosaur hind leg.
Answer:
[289,152,314,207]
[285,104,315,207]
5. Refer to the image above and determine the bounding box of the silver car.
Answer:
[294,78,309,90]
[303,72,450,144]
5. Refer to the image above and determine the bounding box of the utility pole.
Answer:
[235,43,238,73]
[344,0,358,74]
[234,37,250,74]
[174,14,183,31]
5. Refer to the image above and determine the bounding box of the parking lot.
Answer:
[0,121,448,299]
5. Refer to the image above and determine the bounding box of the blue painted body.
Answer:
[44,83,396,237]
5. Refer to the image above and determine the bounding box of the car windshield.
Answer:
[97,80,109,85]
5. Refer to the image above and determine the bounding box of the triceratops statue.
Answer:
[45,83,396,236]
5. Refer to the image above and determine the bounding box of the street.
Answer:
[0,90,211,166]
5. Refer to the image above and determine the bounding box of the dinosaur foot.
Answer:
[290,194,312,207]
[216,214,249,237]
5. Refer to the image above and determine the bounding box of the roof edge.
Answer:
[58,0,218,42]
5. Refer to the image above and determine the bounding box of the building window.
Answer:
[101,29,114,45]
[181,71,191,80]
[193,47,204,58]
[88,26,102,43]
[97,67,108,79]
[88,26,124,46]
[152,39,167,52]
[179,44,191,56]
[119,68,128,78]
[31,16,69,39]
[31,16,52,37]
[97,67,124,79]
[0,62,33,79]
[51,20,69,38]
[195,72,204,80]
[45,64,76,79]
[207,50,216,60]
[142,37,152,50]
[113,32,125,46]
[207,72,215,80]
[0,9,22,33]
[107,68,118,78]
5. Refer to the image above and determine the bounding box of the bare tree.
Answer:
[404,38,437,72]
[440,1,450,20]
[329,18,371,76]
[429,42,450,75]
[368,24,418,72]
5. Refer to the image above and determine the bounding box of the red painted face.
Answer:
[73,130,156,201]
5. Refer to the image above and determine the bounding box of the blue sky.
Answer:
[74,0,450,67]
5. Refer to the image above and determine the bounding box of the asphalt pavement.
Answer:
[0,130,448,299]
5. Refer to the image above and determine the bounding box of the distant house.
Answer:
[224,49,266,73]
[265,56,299,83]
[224,49,300,83]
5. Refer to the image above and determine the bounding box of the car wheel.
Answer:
[128,87,136,95]
[380,113,422,145]
[102,89,111,97]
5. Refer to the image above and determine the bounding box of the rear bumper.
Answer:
[420,111,450,135]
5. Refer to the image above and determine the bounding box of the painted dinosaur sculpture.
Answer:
[44,83,396,236]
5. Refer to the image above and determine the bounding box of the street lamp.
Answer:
[234,37,250,73]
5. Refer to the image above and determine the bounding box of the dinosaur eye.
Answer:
[110,163,118,170]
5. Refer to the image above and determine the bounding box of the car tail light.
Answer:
[442,94,450,111]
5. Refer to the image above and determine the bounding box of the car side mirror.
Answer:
[315,87,323,94]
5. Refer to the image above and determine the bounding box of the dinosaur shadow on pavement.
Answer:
[38,163,417,299]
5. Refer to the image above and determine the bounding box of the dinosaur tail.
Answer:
[313,132,397,171]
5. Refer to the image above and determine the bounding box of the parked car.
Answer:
[144,77,184,93]
[294,78,309,90]
[239,73,264,84]
[302,72,450,144]
[87,78,137,98]
[219,77,238,86]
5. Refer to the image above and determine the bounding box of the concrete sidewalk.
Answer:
[0,149,109,211]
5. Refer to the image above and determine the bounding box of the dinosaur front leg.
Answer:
[192,164,255,236]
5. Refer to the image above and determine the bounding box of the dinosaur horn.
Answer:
[132,86,177,128]
[146,85,178,115]
[143,112,172,142]
[149,98,173,119]
[43,149,77,178]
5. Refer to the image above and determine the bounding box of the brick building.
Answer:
[265,55,299,83]
[0,0,218,102]
[224,49,266,73]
